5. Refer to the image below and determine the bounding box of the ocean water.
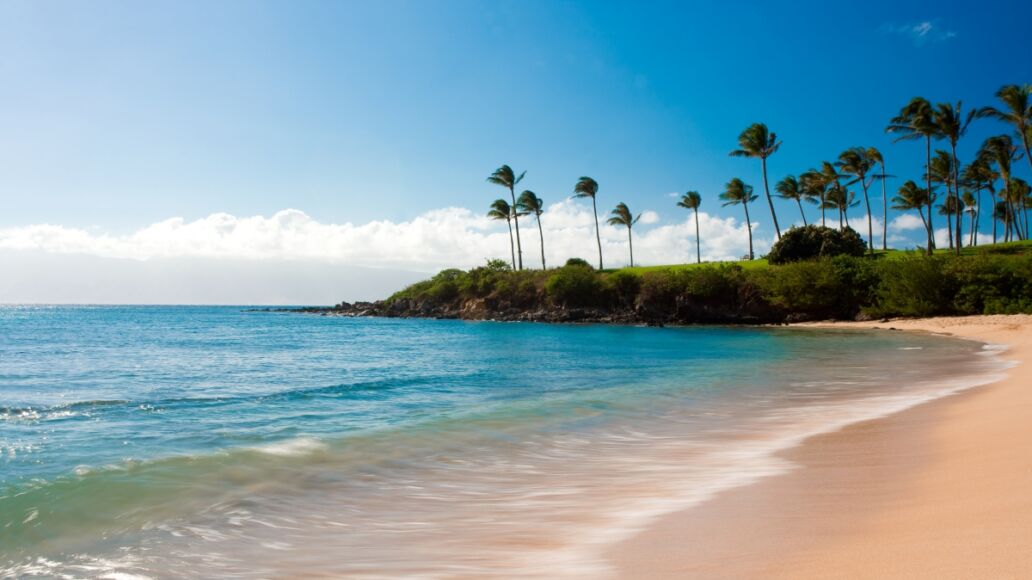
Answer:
[0,305,1007,578]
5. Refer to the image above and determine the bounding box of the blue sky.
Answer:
[0,0,1030,270]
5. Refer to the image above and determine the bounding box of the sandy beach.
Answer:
[611,314,1032,579]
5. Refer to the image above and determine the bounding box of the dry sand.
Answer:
[610,315,1032,579]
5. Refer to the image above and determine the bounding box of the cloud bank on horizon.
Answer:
[0,201,946,274]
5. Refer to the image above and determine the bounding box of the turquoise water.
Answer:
[0,306,1004,578]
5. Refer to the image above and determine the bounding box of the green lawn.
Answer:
[612,239,1032,275]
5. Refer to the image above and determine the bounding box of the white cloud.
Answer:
[879,20,957,46]
[889,213,926,232]
[0,203,766,272]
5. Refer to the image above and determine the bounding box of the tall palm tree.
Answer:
[573,176,604,269]
[487,199,517,270]
[836,147,877,253]
[607,202,641,267]
[1011,177,1032,240]
[962,190,978,247]
[887,97,939,254]
[892,180,932,236]
[730,123,782,240]
[676,191,703,264]
[933,101,976,254]
[517,190,546,269]
[928,149,957,249]
[978,84,1032,177]
[993,200,1012,241]
[868,147,891,250]
[980,135,1024,241]
[938,193,962,248]
[720,178,758,260]
[487,165,527,270]
[774,175,811,226]
[800,169,829,227]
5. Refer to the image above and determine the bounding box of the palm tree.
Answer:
[720,178,758,260]
[1010,177,1032,240]
[887,97,939,254]
[730,123,782,240]
[928,149,957,249]
[994,200,1013,242]
[836,147,877,253]
[800,169,829,227]
[825,183,860,231]
[980,135,1024,241]
[487,199,517,270]
[892,180,932,236]
[933,101,976,254]
[517,190,547,269]
[487,165,527,270]
[573,176,604,269]
[962,190,978,247]
[607,202,641,267]
[774,175,811,226]
[962,159,995,246]
[868,147,891,250]
[938,193,962,248]
[978,84,1032,177]
[676,191,703,263]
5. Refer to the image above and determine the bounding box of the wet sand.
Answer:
[610,315,1032,579]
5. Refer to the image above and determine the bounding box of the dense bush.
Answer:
[544,264,606,307]
[766,225,867,264]
[564,257,593,269]
[758,257,877,320]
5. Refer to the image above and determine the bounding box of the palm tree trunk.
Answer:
[974,187,981,246]
[969,211,976,247]
[797,199,807,226]
[881,161,888,250]
[820,191,826,227]
[743,201,754,260]
[693,208,701,264]
[536,215,546,269]
[509,187,523,270]
[952,143,962,254]
[990,185,998,244]
[506,218,515,270]
[627,226,634,267]
[917,207,929,235]
[591,196,603,269]
[861,179,873,253]
[925,136,935,254]
[761,157,781,240]
[946,202,954,250]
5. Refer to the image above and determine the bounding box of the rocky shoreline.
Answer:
[261,297,813,326]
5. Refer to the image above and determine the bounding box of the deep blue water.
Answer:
[0,306,1003,578]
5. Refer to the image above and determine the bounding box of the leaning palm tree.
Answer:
[730,123,782,240]
[517,190,546,269]
[573,176,604,269]
[978,84,1032,177]
[933,101,976,254]
[994,200,1012,241]
[720,178,758,260]
[868,147,891,250]
[928,150,957,249]
[980,135,1024,241]
[487,199,517,270]
[892,180,932,237]
[774,175,811,226]
[887,97,940,254]
[836,147,877,253]
[1010,177,1032,240]
[938,194,963,248]
[676,191,703,264]
[487,165,526,270]
[607,202,641,267]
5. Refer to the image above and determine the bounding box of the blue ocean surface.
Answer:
[0,306,1005,578]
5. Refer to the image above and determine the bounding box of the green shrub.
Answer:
[766,225,867,264]
[606,271,642,306]
[757,257,876,319]
[545,265,606,307]
[948,255,1032,314]
[564,257,593,269]
[870,257,954,317]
